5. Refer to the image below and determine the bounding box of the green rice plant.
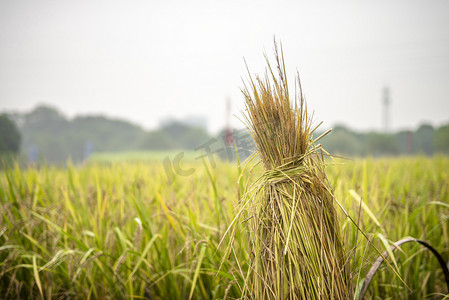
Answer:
[331,157,449,299]
[0,161,246,299]
[233,42,351,299]
[0,155,448,298]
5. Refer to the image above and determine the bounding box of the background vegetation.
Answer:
[1,105,449,164]
[0,114,21,156]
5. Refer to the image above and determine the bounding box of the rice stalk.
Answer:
[239,41,351,299]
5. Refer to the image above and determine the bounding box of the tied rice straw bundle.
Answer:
[238,43,351,299]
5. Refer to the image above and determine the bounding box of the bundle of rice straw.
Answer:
[239,42,351,299]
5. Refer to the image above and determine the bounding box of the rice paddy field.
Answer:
[0,155,448,299]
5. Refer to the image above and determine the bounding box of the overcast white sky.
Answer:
[1,0,448,133]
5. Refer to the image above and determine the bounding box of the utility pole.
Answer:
[383,86,390,133]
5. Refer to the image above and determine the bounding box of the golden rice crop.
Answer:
[236,42,351,299]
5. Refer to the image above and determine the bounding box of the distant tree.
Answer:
[434,124,449,154]
[0,114,21,155]
[19,106,145,162]
[25,105,66,125]
[413,124,434,155]
[158,122,211,150]
[320,125,362,156]
[180,127,210,149]
[20,105,70,163]
[364,133,399,156]
[139,131,176,150]
[70,116,145,152]
[395,130,414,155]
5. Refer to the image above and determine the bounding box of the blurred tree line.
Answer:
[319,124,449,157]
[1,105,449,163]
[0,113,21,167]
[4,105,212,163]
[0,114,21,155]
